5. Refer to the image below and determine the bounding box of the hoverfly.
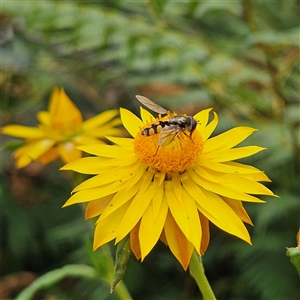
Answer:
[136,95,198,147]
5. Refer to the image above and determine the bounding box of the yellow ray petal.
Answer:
[72,164,141,193]
[76,144,131,158]
[82,110,119,131]
[1,125,45,139]
[116,181,154,243]
[240,171,272,182]
[203,127,257,153]
[99,172,145,220]
[165,181,190,242]
[188,169,265,202]
[164,212,194,270]
[130,222,141,259]
[93,203,130,250]
[171,173,182,202]
[120,108,143,138]
[73,135,104,145]
[63,181,123,207]
[140,106,156,124]
[200,111,218,142]
[90,127,123,138]
[85,195,115,219]
[114,170,155,233]
[197,158,264,174]
[49,88,83,131]
[152,173,164,220]
[181,179,251,244]
[58,142,82,163]
[14,139,56,168]
[139,194,168,260]
[105,136,134,150]
[36,111,50,125]
[202,146,266,162]
[221,197,253,225]
[193,108,213,131]
[39,147,59,165]
[189,165,220,183]
[61,157,108,174]
[179,182,202,250]
[202,170,276,196]
[199,212,210,254]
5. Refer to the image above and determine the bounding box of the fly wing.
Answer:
[135,95,168,115]
[158,126,181,146]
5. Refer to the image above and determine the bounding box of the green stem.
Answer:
[189,251,216,300]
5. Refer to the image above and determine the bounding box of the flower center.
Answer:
[134,117,203,173]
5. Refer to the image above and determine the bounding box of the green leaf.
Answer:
[15,264,99,300]
[110,235,132,293]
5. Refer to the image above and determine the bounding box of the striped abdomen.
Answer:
[141,121,169,136]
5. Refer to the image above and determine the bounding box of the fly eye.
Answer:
[191,118,198,132]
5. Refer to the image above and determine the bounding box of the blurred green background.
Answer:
[1,1,299,299]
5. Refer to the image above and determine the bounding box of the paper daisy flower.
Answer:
[1,87,122,168]
[62,97,276,269]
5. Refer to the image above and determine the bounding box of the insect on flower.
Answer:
[136,95,199,147]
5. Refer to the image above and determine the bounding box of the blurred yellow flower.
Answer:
[62,104,277,269]
[1,87,122,168]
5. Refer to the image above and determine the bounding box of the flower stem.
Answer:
[189,251,216,300]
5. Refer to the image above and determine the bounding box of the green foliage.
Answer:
[1,0,299,299]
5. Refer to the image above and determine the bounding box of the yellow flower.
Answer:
[1,87,122,168]
[62,104,277,269]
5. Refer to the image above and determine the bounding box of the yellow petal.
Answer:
[194,108,213,131]
[202,146,266,162]
[140,106,156,124]
[73,135,105,145]
[105,136,134,150]
[182,179,251,244]
[187,168,265,202]
[93,202,130,249]
[76,144,132,158]
[199,111,218,142]
[171,173,182,202]
[115,172,154,242]
[100,181,138,220]
[130,222,141,259]
[139,193,168,260]
[152,173,164,220]
[165,181,190,242]
[14,139,56,168]
[72,163,142,193]
[203,170,276,196]
[120,108,143,138]
[85,195,115,219]
[164,212,194,270]
[241,171,272,182]
[99,169,145,219]
[82,110,119,131]
[174,177,202,249]
[1,125,45,139]
[49,87,83,131]
[197,158,264,174]
[221,197,253,225]
[203,126,257,153]
[90,126,123,138]
[61,157,108,174]
[63,181,123,207]
[58,142,82,163]
[39,147,59,165]
[199,212,210,254]
[36,111,50,125]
